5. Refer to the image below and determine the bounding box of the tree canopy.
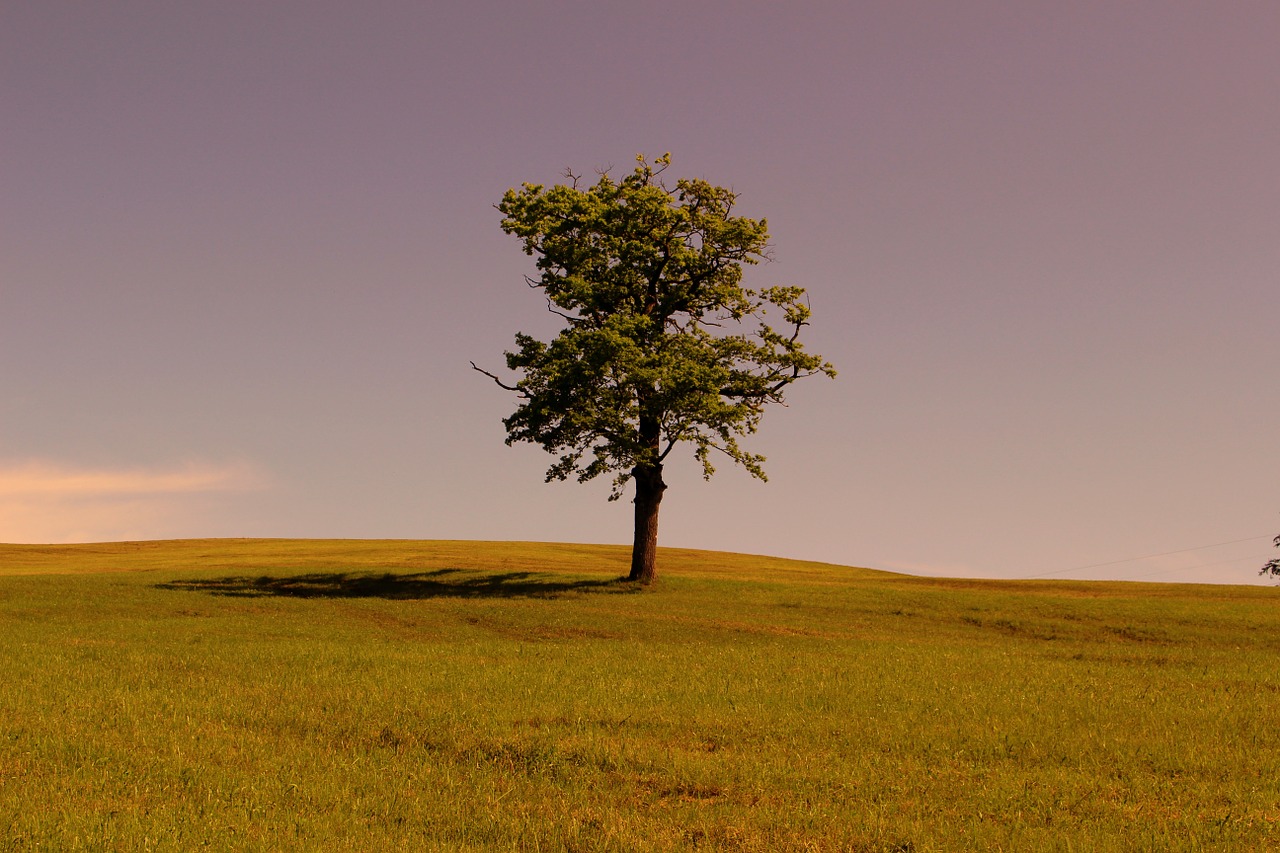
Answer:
[475,155,835,583]
[1262,534,1280,578]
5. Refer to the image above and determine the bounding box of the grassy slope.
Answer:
[1,539,1277,852]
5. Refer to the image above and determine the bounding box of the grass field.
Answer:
[1,539,1277,851]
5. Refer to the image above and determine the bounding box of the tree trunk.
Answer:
[628,462,666,584]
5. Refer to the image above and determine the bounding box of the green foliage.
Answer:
[3,540,1280,850]
[482,154,835,498]
[1262,533,1280,577]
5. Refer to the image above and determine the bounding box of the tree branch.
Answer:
[544,297,578,324]
[470,361,520,392]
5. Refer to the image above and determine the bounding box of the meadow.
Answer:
[1,539,1277,852]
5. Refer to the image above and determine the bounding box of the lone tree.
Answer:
[474,155,835,584]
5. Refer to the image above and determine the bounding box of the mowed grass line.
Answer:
[1,540,1277,851]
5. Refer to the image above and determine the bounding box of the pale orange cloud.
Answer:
[0,460,264,497]
[0,460,267,544]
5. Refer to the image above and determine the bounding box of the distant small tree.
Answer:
[474,154,835,584]
[1262,534,1280,578]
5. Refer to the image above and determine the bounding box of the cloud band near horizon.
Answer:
[0,460,265,497]
[0,459,267,544]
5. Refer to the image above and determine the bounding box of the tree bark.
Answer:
[628,462,666,584]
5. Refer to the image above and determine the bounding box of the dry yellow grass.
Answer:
[1,539,1277,851]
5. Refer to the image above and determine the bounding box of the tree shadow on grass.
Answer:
[156,568,637,600]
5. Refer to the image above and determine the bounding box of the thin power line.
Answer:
[1023,535,1272,579]
[1122,552,1277,582]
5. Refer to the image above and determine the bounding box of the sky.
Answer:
[2,1,1277,584]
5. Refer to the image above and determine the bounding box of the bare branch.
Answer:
[470,361,520,392]
[545,297,578,324]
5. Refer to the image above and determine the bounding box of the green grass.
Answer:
[1,539,1278,851]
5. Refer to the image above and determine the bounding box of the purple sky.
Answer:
[3,1,1277,583]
